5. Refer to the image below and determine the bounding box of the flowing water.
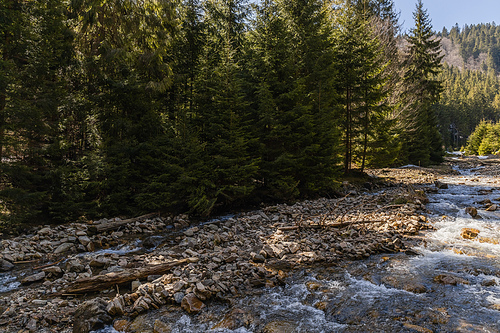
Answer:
[4,164,497,332]
[127,164,500,333]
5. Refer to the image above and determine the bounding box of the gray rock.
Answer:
[66,259,85,273]
[0,259,14,272]
[21,271,46,285]
[78,236,91,246]
[106,295,125,316]
[131,280,141,292]
[42,265,62,276]
[73,298,112,333]
[54,243,73,254]
[174,292,185,304]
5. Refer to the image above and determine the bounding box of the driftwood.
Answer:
[88,213,158,234]
[278,220,386,231]
[33,257,65,270]
[63,258,191,294]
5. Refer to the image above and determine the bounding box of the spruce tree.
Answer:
[401,0,444,166]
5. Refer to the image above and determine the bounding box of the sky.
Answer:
[393,0,500,33]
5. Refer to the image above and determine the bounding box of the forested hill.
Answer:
[435,23,500,149]
[0,0,444,228]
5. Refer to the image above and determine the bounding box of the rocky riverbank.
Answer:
[0,160,489,333]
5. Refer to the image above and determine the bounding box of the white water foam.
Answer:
[0,273,20,293]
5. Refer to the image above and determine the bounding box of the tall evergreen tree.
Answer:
[400,0,444,165]
[332,1,390,173]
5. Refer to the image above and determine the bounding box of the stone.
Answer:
[31,299,48,306]
[434,181,448,189]
[173,292,185,304]
[181,293,205,313]
[26,318,37,332]
[106,295,125,316]
[403,323,433,333]
[42,265,62,276]
[0,259,14,272]
[131,280,142,292]
[54,243,73,254]
[461,228,480,240]
[38,227,51,235]
[211,309,252,330]
[113,319,131,332]
[172,280,187,292]
[481,279,498,287]
[73,298,112,333]
[434,274,469,286]
[78,236,91,246]
[263,320,298,333]
[154,319,171,333]
[486,204,498,211]
[86,242,95,252]
[21,271,46,285]
[465,207,478,218]
[251,252,265,263]
[66,259,85,273]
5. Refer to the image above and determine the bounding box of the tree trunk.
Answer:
[63,258,191,294]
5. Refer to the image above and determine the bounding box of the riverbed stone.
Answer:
[461,228,480,240]
[181,293,205,313]
[465,207,478,218]
[0,259,14,272]
[434,274,469,285]
[54,242,73,254]
[21,271,45,285]
[73,298,112,333]
[263,320,298,333]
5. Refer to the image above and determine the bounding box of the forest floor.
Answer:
[0,156,496,333]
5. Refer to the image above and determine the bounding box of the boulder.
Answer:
[181,293,205,313]
[465,207,478,218]
[461,228,480,240]
[434,274,469,286]
[73,298,112,333]
[21,271,46,285]
[0,259,14,272]
[54,243,73,254]
[486,204,498,212]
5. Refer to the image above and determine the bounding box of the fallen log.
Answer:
[278,220,386,231]
[63,258,192,294]
[88,213,158,234]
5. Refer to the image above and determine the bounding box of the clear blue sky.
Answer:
[394,0,500,33]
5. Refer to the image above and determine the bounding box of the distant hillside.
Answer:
[434,23,500,150]
[438,23,500,73]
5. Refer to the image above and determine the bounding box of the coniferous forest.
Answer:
[0,0,449,227]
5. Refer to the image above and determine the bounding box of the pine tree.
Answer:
[400,0,444,166]
[332,1,390,173]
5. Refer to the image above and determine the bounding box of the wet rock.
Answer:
[403,323,433,333]
[212,308,252,330]
[486,204,498,211]
[263,320,298,333]
[73,298,112,333]
[465,207,478,218]
[461,228,480,240]
[153,319,171,333]
[21,271,45,285]
[434,181,448,189]
[433,274,469,285]
[481,279,498,287]
[0,259,14,272]
[181,293,205,313]
[113,319,131,332]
